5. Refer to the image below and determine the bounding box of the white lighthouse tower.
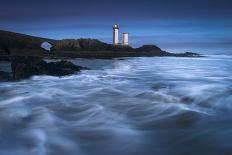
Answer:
[122,33,129,45]
[113,24,119,45]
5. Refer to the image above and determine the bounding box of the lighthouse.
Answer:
[113,24,119,45]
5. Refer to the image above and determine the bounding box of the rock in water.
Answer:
[43,60,83,76]
[11,56,86,80]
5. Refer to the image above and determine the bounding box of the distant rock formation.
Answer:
[136,45,161,52]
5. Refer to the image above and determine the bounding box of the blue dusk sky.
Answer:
[0,0,232,54]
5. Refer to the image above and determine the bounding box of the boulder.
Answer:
[11,56,87,80]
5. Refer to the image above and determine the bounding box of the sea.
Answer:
[0,55,232,155]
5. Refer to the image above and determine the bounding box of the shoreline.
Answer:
[0,50,203,61]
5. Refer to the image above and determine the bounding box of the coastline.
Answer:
[0,30,203,81]
[0,50,203,60]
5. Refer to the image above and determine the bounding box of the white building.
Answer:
[122,33,129,45]
[113,24,129,46]
[113,24,119,45]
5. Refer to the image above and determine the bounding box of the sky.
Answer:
[0,0,232,54]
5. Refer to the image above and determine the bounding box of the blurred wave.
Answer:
[0,55,232,155]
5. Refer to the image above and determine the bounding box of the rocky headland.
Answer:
[0,30,201,59]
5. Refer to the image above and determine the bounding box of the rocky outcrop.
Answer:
[176,52,201,57]
[135,45,165,56]
[10,56,87,80]
[136,45,162,52]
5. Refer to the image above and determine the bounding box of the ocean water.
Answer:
[0,55,232,155]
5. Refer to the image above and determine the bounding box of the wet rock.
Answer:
[181,97,195,104]
[0,71,12,81]
[11,56,86,80]
[151,83,170,91]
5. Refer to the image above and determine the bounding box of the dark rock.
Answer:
[170,52,201,57]
[0,56,10,61]
[0,71,12,81]
[43,60,82,76]
[136,45,161,52]
[0,44,10,55]
[183,52,201,57]
[135,45,167,56]
[11,56,43,79]
[181,97,195,104]
[11,56,86,80]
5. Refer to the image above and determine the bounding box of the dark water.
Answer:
[0,55,232,155]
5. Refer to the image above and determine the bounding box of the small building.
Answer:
[122,32,129,45]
